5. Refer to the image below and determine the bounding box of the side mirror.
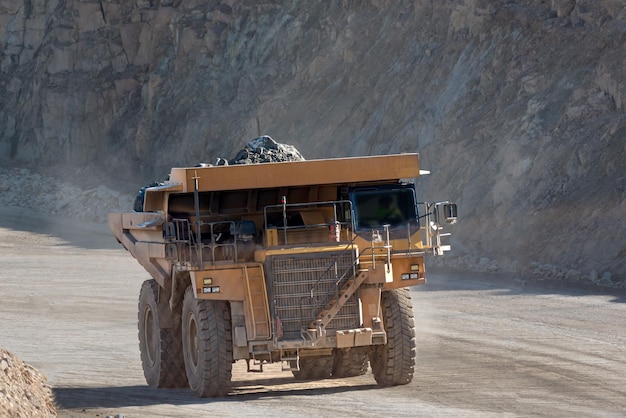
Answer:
[444,203,458,224]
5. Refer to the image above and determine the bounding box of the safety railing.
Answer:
[416,201,457,256]
[263,199,355,246]
[165,218,246,268]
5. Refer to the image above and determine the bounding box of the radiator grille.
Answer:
[268,251,360,339]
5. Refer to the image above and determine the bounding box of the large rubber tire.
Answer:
[138,279,188,388]
[291,356,334,380]
[369,288,416,386]
[332,348,369,378]
[181,287,233,397]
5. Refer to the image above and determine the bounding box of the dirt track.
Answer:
[1,204,626,417]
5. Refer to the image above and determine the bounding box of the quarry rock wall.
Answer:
[1,0,624,283]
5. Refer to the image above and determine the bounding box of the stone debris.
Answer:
[196,135,305,166]
[0,163,131,223]
[0,349,57,418]
[134,136,305,211]
[430,254,624,290]
[229,135,305,165]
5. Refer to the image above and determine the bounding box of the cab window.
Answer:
[351,187,417,230]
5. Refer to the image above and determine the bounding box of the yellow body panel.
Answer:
[167,153,420,193]
[192,267,247,300]
[191,264,271,341]
[384,255,426,289]
[254,244,355,263]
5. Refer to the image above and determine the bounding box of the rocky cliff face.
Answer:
[1,0,625,284]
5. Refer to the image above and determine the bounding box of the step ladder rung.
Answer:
[280,349,299,371]
[310,267,370,330]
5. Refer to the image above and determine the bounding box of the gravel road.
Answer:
[1,204,625,417]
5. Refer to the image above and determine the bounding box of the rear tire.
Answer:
[138,279,188,388]
[182,287,233,397]
[332,348,369,378]
[291,356,334,380]
[369,288,416,386]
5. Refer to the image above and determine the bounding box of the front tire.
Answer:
[369,288,416,385]
[138,279,188,388]
[182,287,233,397]
[291,356,334,380]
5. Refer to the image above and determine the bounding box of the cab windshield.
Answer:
[351,187,418,231]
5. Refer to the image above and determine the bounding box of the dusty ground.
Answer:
[1,204,626,417]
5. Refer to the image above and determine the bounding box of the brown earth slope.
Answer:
[0,1,624,283]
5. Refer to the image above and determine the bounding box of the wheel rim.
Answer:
[144,306,157,367]
[186,312,200,372]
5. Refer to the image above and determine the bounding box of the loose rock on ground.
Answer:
[0,349,56,417]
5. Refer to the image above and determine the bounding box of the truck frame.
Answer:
[108,153,457,397]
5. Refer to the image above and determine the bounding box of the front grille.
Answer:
[268,250,360,339]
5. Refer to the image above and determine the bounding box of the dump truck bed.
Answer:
[167,153,422,193]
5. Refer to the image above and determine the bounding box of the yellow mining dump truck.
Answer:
[108,153,457,397]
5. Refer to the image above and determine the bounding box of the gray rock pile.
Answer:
[134,136,305,211]
[0,161,132,223]
[0,349,56,417]
[428,254,623,290]
[229,136,305,165]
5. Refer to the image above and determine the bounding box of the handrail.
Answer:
[417,201,456,256]
[169,218,242,266]
[300,235,360,333]
[306,231,359,295]
[263,199,355,246]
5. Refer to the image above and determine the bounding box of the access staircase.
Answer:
[309,268,368,332]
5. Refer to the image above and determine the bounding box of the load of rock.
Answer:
[0,349,56,417]
[228,135,305,164]
[134,136,305,211]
